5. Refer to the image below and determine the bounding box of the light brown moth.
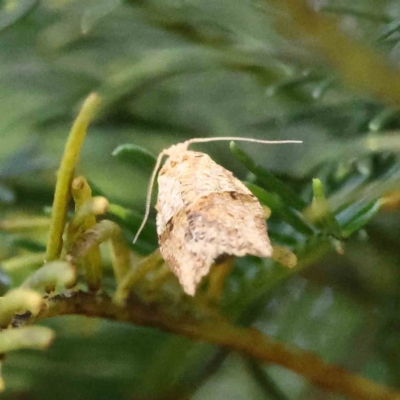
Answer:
[134,137,301,296]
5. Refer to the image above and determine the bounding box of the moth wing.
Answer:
[177,152,253,202]
[156,166,184,237]
[185,191,272,260]
[156,151,271,295]
[157,208,199,295]
[159,191,271,295]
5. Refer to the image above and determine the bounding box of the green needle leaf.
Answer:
[247,183,316,236]
[337,200,381,238]
[307,179,342,238]
[112,143,156,172]
[230,142,307,210]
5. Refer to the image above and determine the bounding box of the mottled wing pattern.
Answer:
[156,151,272,295]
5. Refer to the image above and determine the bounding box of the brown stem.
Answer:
[29,291,400,400]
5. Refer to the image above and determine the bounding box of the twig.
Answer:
[28,291,400,400]
[0,326,54,353]
[0,289,43,328]
[66,220,119,266]
[68,197,109,235]
[21,262,76,292]
[207,257,234,302]
[109,228,132,285]
[1,253,45,273]
[46,93,101,261]
[113,249,163,305]
[66,177,106,290]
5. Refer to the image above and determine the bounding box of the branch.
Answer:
[27,291,400,400]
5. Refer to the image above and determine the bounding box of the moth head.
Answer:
[164,141,191,158]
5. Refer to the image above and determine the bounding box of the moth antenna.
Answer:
[133,150,167,243]
[186,137,302,146]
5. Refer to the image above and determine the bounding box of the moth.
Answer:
[134,137,301,295]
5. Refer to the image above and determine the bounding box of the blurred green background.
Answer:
[2,0,400,399]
